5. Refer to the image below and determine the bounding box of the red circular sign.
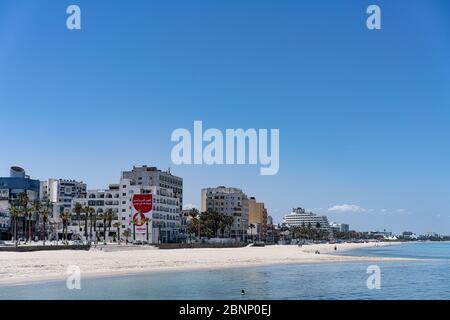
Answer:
[133,212,146,227]
[132,194,153,213]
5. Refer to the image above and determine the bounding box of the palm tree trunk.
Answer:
[89,215,93,241]
[13,217,17,245]
[84,216,88,240]
[103,219,107,244]
[15,217,18,248]
[28,214,32,243]
[43,219,47,246]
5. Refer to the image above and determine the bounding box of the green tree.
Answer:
[40,203,51,246]
[105,209,115,243]
[113,222,121,243]
[199,209,222,238]
[17,192,29,241]
[188,208,200,238]
[122,228,131,244]
[60,211,71,244]
[8,206,21,247]
[89,211,97,241]
[249,224,256,242]
[32,200,42,242]
[73,202,83,232]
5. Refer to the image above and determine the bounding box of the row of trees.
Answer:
[278,223,331,241]
[8,193,52,247]
[71,203,118,243]
[186,208,235,240]
[7,193,123,246]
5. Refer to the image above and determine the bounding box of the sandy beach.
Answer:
[0,242,407,285]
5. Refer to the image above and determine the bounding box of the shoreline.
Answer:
[0,242,410,286]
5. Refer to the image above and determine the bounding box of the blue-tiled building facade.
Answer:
[0,167,41,239]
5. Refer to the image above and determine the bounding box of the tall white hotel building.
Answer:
[70,166,183,243]
[283,207,331,232]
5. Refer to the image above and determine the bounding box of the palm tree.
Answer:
[307,222,312,240]
[84,207,93,241]
[24,206,33,244]
[60,211,71,244]
[113,222,121,243]
[81,206,91,240]
[105,209,114,243]
[249,224,256,242]
[17,192,29,241]
[122,228,131,244]
[144,217,151,243]
[223,215,234,238]
[188,208,200,239]
[89,210,96,242]
[98,213,107,244]
[8,206,21,247]
[40,204,50,246]
[73,203,83,232]
[32,200,42,242]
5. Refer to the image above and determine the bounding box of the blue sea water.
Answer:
[1,242,449,300]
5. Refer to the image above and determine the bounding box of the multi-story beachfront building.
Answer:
[121,166,183,212]
[119,178,181,243]
[70,184,121,241]
[120,166,183,243]
[248,197,268,240]
[40,178,87,219]
[330,222,350,234]
[0,167,41,239]
[283,208,330,232]
[201,186,249,240]
[0,167,41,201]
[65,166,183,243]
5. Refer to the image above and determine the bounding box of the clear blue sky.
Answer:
[1,0,449,234]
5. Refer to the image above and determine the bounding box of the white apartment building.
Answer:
[201,186,249,239]
[70,184,121,241]
[121,166,183,211]
[283,208,330,231]
[119,178,181,243]
[67,166,183,244]
[40,179,87,219]
[330,222,350,233]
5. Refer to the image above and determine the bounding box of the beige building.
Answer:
[201,186,249,239]
[248,197,268,240]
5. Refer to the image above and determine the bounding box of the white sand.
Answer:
[0,242,406,285]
